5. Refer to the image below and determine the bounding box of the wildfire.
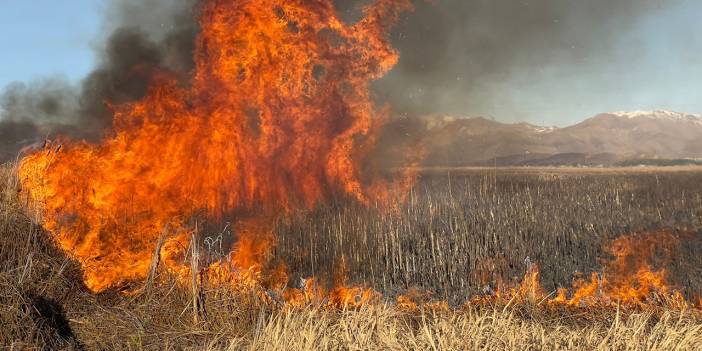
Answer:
[464,230,695,311]
[14,0,699,314]
[18,0,414,293]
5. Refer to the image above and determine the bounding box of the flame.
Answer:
[14,0,699,313]
[18,0,414,293]
[563,230,685,307]
[283,259,381,308]
[472,230,696,310]
[396,289,449,312]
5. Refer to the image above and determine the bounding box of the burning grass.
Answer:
[278,170,702,302]
[3,163,702,350]
[4,2,702,348]
[16,0,418,295]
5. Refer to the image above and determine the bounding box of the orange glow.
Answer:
[18,0,414,294]
[564,230,684,307]
[397,289,449,312]
[475,230,696,310]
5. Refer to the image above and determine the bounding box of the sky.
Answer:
[0,0,102,87]
[0,0,701,126]
[508,0,702,125]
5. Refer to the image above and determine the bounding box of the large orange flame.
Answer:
[18,0,414,293]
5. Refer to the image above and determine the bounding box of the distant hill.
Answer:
[4,110,702,167]
[383,110,702,167]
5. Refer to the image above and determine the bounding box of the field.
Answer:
[3,163,702,350]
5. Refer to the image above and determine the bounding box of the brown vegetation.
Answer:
[277,168,702,301]
[3,163,702,350]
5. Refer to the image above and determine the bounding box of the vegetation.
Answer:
[2,163,702,350]
[278,169,702,301]
[615,158,702,167]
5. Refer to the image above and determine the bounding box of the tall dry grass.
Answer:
[277,171,702,302]
[223,306,702,350]
[2,162,702,350]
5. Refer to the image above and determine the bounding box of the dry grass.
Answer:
[2,162,702,350]
[277,169,702,301]
[225,307,702,350]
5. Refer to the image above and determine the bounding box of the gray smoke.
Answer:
[0,0,198,160]
[79,0,198,133]
[373,0,669,118]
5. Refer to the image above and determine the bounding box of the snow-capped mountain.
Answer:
[610,110,702,123]
[557,110,702,159]
[381,110,702,167]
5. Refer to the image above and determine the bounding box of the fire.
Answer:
[18,0,414,293]
[14,0,699,314]
[471,230,695,310]
[562,230,687,307]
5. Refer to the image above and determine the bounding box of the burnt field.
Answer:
[276,168,702,302]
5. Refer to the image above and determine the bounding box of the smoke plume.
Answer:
[0,0,673,160]
[0,0,199,160]
[373,0,669,119]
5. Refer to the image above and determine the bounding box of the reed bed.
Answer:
[2,163,702,350]
[277,171,702,302]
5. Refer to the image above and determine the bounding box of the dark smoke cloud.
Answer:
[372,0,669,119]
[0,0,198,160]
[79,0,198,133]
[0,0,670,160]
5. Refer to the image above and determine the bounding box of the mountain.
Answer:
[385,110,702,167]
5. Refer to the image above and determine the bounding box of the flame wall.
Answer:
[18,0,413,292]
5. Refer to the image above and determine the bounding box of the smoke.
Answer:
[0,79,81,160]
[79,0,198,133]
[0,0,199,160]
[0,0,672,160]
[372,0,671,120]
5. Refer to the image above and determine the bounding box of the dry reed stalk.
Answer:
[191,230,201,324]
[145,223,169,291]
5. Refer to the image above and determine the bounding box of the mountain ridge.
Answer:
[386,110,702,167]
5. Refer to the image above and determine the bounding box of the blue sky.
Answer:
[0,1,701,126]
[500,0,702,125]
[0,0,101,86]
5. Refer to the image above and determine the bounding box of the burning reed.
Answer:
[277,171,702,304]
[17,0,417,294]
[4,163,702,349]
